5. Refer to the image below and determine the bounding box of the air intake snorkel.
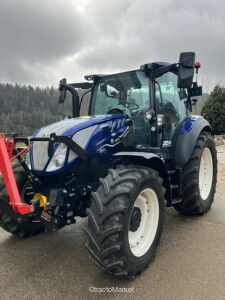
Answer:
[58,78,80,118]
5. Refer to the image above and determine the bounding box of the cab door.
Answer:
[154,71,187,147]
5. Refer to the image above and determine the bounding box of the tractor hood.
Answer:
[30,114,127,175]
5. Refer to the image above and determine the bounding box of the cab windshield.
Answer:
[90,70,150,118]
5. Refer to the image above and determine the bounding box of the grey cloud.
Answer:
[0,0,86,84]
[0,0,224,87]
[75,0,225,87]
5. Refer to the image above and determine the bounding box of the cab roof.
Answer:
[84,62,171,81]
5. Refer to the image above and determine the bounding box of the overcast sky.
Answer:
[0,0,224,90]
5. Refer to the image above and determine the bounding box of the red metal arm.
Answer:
[0,136,34,215]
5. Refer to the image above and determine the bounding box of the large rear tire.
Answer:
[0,163,44,237]
[85,165,165,277]
[174,131,217,215]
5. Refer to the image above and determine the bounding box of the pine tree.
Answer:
[201,85,225,134]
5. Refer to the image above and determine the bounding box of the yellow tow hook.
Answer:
[33,193,51,210]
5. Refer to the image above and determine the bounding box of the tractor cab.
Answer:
[72,53,200,161]
[88,67,188,154]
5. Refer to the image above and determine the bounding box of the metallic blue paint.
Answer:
[155,62,170,66]
[30,114,128,176]
[179,116,203,134]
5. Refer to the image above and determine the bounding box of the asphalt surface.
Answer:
[0,186,225,300]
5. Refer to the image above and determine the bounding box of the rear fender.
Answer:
[113,152,171,202]
[174,116,212,168]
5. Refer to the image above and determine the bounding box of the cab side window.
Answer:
[155,72,187,143]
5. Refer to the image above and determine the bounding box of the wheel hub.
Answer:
[129,207,142,232]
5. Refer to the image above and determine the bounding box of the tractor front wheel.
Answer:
[85,165,165,277]
[0,163,44,237]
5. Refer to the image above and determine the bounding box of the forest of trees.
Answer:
[0,84,90,135]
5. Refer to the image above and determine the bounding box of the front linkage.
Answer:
[0,133,83,232]
[0,133,34,215]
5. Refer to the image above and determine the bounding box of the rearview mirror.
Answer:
[177,52,195,88]
[58,78,67,103]
[105,84,119,99]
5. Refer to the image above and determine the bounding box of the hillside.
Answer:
[0,84,90,135]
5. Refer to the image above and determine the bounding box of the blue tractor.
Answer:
[0,52,217,277]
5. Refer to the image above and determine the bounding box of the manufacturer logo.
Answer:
[162,141,172,147]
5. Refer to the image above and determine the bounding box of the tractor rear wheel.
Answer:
[85,165,165,277]
[0,163,44,237]
[174,131,217,215]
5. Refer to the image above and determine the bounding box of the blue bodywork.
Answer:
[154,62,170,66]
[179,116,203,134]
[30,114,127,176]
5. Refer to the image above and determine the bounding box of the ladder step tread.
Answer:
[168,170,176,174]
[171,198,182,205]
[170,184,179,189]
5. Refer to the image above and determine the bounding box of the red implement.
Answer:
[0,135,34,214]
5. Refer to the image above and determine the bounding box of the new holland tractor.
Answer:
[0,52,217,278]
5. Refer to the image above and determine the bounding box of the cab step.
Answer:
[167,169,176,175]
[171,198,182,205]
[170,184,179,189]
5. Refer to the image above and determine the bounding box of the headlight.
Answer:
[68,125,97,163]
[46,143,67,172]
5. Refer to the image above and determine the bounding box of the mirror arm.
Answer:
[151,63,177,78]
[140,63,177,78]
[70,82,93,89]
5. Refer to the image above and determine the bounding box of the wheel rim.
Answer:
[199,147,213,200]
[128,188,159,257]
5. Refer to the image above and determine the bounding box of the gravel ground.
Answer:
[217,144,225,164]
[216,144,225,186]
[1,187,225,300]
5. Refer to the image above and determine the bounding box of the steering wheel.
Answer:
[107,108,125,114]
[123,101,139,110]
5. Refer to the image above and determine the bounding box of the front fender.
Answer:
[113,151,171,201]
[174,116,212,168]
